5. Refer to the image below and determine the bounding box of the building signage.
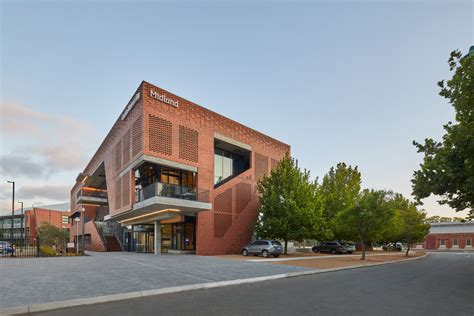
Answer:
[150,90,179,108]
[121,91,141,120]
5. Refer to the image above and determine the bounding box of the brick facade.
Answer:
[71,81,289,255]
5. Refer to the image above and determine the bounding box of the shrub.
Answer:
[39,246,57,257]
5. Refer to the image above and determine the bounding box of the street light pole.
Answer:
[18,201,24,248]
[74,217,80,253]
[7,181,15,248]
[81,207,85,255]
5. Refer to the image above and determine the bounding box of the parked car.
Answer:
[312,241,352,254]
[340,242,356,253]
[382,242,402,251]
[0,241,14,254]
[241,240,283,258]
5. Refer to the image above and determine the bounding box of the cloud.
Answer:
[17,185,70,202]
[0,155,47,178]
[0,101,98,177]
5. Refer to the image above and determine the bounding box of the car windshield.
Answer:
[271,241,282,246]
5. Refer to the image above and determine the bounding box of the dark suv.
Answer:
[312,241,351,254]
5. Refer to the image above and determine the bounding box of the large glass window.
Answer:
[214,147,250,186]
[135,163,196,202]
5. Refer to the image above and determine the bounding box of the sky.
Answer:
[0,0,472,217]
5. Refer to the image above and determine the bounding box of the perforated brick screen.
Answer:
[115,177,121,209]
[214,213,232,238]
[149,114,172,156]
[271,158,278,170]
[255,153,269,181]
[122,171,130,207]
[179,125,199,162]
[214,188,232,213]
[115,142,122,173]
[235,182,251,214]
[122,129,131,165]
[132,115,143,157]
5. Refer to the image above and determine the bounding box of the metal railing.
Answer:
[0,237,40,258]
[77,188,108,200]
[95,221,124,251]
[136,183,210,203]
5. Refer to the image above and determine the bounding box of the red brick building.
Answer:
[417,222,474,250]
[25,204,70,244]
[70,81,289,255]
[0,203,70,245]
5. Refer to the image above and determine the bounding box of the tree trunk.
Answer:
[360,239,365,260]
[284,240,288,255]
[405,241,411,257]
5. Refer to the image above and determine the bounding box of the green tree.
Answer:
[255,155,326,254]
[395,207,430,256]
[320,162,361,219]
[426,216,441,223]
[335,189,394,260]
[36,222,69,248]
[412,49,474,217]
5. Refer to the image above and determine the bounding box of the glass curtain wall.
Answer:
[214,148,249,186]
[135,163,196,202]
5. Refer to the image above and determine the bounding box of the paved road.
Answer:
[0,251,310,309]
[34,252,474,316]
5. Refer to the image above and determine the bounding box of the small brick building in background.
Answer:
[0,203,70,245]
[416,222,474,250]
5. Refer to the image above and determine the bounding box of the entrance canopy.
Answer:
[108,195,212,226]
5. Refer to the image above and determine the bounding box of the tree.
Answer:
[335,190,394,260]
[395,207,430,256]
[320,162,361,219]
[36,222,69,249]
[412,49,474,217]
[426,216,441,223]
[255,155,326,254]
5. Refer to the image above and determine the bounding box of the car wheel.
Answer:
[262,250,269,258]
[242,249,248,256]
[330,249,336,255]
[273,254,280,258]
[348,251,353,254]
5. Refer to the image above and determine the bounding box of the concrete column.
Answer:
[154,220,161,255]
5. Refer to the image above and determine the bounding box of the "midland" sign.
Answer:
[150,90,179,108]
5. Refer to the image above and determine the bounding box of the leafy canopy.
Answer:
[320,162,361,219]
[36,222,69,247]
[335,189,394,259]
[255,155,326,252]
[412,49,474,217]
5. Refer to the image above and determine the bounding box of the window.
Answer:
[453,238,458,246]
[440,239,446,246]
[62,216,69,225]
[214,147,250,186]
[467,239,472,246]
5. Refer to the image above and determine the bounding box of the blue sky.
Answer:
[0,0,472,216]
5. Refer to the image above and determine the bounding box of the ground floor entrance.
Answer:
[122,216,196,253]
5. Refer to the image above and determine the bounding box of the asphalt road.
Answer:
[35,252,474,316]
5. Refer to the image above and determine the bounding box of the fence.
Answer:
[0,237,40,258]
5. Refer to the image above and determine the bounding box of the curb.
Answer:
[0,253,428,315]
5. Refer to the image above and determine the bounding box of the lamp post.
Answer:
[81,207,85,255]
[18,201,23,248]
[6,181,15,248]
[74,217,80,253]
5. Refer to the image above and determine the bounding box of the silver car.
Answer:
[241,240,283,258]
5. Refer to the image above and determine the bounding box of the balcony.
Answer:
[111,183,212,225]
[77,187,108,205]
[136,182,208,203]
